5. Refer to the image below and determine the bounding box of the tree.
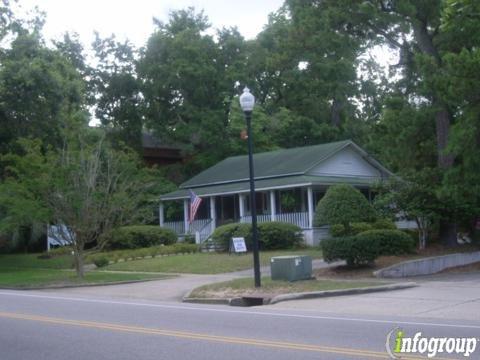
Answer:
[0,133,167,277]
[0,33,86,157]
[91,34,143,152]
[374,176,440,249]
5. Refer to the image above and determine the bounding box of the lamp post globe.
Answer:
[239,86,261,288]
[239,87,255,112]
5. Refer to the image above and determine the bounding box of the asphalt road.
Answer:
[1,289,478,360]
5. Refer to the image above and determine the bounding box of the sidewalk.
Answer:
[40,259,342,302]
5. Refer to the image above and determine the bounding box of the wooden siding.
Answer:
[307,146,381,178]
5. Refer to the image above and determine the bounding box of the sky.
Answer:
[18,0,285,48]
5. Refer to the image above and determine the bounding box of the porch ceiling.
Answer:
[160,175,380,200]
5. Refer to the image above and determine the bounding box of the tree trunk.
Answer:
[330,98,343,128]
[434,103,455,169]
[412,21,458,246]
[439,221,458,247]
[73,247,85,278]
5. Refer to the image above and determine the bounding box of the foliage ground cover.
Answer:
[188,277,379,299]
[105,249,323,274]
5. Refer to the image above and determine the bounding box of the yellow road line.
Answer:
[0,312,455,360]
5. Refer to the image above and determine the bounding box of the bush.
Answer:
[257,222,303,250]
[330,224,346,237]
[356,230,415,256]
[350,222,374,235]
[320,236,380,266]
[314,184,377,227]
[330,222,374,237]
[211,222,303,251]
[92,256,109,268]
[372,219,397,230]
[211,223,252,250]
[105,225,177,250]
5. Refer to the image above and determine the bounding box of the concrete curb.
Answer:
[182,297,231,305]
[374,251,480,278]
[268,282,417,305]
[182,282,417,306]
[0,276,176,291]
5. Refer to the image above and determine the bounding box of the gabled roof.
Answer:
[180,140,390,189]
[160,140,392,200]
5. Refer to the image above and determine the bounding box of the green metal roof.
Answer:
[160,140,391,200]
[161,175,381,200]
[181,140,355,188]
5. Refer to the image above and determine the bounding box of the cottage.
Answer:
[159,140,394,245]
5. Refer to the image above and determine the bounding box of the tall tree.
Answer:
[91,34,143,152]
[0,33,86,156]
[0,133,164,277]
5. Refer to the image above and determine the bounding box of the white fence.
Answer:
[241,212,309,228]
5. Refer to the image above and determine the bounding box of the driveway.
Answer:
[268,271,480,321]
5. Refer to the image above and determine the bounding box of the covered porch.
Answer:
[159,177,375,244]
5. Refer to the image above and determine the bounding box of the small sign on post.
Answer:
[230,237,247,254]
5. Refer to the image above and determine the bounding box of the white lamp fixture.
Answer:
[239,86,255,112]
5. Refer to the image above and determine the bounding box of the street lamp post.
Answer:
[239,87,261,288]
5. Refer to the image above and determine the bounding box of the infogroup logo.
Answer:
[385,328,478,358]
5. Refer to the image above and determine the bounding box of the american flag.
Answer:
[189,190,202,224]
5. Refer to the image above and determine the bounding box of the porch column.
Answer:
[183,199,190,234]
[270,190,276,221]
[159,202,165,227]
[307,187,314,229]
[301,189,306,212]
[210,196,216,230]
[239,194,245,222]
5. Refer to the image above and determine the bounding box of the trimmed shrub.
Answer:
[330,222,373,237]
[211,222,302,251]
[257,222,303,250]
[314,184,377,227]
[372,219,397,230]
[330,224,346,237]
[356,229,415,256]
[105,226,177,250]
[211,223,252,250]
[92,256,109,268]
[320,236,380,266]
[350,222,374,235]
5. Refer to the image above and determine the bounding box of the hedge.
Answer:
[329,219,397,237]
[356,229,415,256]
[321,229,416,267]
[210,222,303,251]
[87,243,199,265]
[321,236,380,266]
[103,225,177,250]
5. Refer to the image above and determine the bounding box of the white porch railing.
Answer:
[163,221,185,234]
[163,212,311,239]
[275,212,309,228]
[163,219,214,237]
[241,212,309,229]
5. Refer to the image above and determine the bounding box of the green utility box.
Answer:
[270,255,312,282]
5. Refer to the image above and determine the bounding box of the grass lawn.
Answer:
[0,268,170,288]
[0,253,171,288]
[0,253,74,270]
[105,248,323,274]
[188,276,379,299]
